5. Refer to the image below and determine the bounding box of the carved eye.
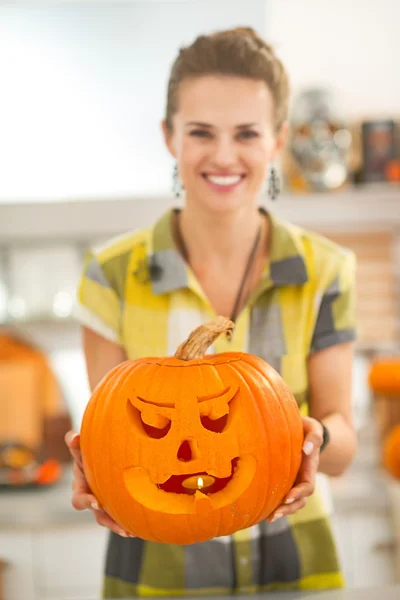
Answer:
[140,405,171,439]
[127,398,172,439]
[200,414,228,433]
[198,386,239,433]
[141,419,171,439]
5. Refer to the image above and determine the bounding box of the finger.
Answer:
[284,479,316,504]
[92,509,133,538]
[65,430,80,450]
[71,489,100,511]
[267,497,307,522]
[302,418,323,456]
[72,460,89,489]
[65,431,84,467]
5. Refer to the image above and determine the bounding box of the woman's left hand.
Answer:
[267,416,324,522]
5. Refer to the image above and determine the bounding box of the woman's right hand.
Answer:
[65,430,133,538]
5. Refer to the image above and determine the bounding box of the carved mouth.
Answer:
[123,455,257,514]
[158,458,239,494]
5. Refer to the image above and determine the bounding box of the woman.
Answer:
[66,26,358,598]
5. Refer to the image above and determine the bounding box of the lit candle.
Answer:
[182,474,216,491]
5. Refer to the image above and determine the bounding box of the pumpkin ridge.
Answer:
[226,359,271,526]
[198,360,225,539]
[241,354,302,513]
[104,361,137,514]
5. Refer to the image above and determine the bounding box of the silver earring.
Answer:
[172,163,183,199]
[268,165,280,201]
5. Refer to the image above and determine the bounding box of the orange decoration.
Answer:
[80,316,304,544]
[385,160,400,183]
[369,359,400,395]
[383,425,400,480]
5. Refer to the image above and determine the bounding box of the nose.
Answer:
[212,136,237,168]
[177,439,200,462]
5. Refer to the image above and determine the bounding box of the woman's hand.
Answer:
[267,416,324,522]
[65,430,133,538]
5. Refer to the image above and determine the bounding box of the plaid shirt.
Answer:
[75,208,356,598]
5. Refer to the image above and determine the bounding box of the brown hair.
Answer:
[165,27,290,134]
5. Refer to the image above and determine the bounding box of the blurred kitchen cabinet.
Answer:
[332,514,354,587]
[352,512,396,587]
[333,509,396,588]
[33,525,107,600]
[0,525,107,600]
[0,532,35,600]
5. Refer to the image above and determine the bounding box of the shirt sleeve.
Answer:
[310,250,357,353]
[73,250,123,345]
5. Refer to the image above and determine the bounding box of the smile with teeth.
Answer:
[204,174,244,186]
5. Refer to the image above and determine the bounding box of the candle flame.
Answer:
[197,476,204,489]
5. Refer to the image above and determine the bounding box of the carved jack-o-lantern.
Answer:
[80,317,303,544]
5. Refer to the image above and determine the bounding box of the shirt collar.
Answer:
[149,208,308,296]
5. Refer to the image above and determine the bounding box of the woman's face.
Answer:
[163,75,286,214]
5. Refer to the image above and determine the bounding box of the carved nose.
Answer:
[177,439,200,462]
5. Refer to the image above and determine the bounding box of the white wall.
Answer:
[267,0,400,120]
[1,1,398,202]
[0,0,267,201]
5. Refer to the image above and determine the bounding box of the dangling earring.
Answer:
[268,164,280,201]
[172,163,183,199]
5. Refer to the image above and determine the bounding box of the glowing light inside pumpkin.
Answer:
[181,474,216,490]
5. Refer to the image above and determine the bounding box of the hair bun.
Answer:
[216,26,271,52]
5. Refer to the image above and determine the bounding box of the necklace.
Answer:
[173,209,262,325]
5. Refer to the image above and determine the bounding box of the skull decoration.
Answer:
[289,88,352,191]
[80,317,303,544]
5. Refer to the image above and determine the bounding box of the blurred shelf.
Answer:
[0,315,76,327]
[0,184,399,243]
[356,341,400,357]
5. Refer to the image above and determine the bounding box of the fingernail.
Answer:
[91,502,100,510]
[70,432,79,443]
[118,530,129,538]
[272,513,283,522]
[303,441,314,455]
[285,497,295,504]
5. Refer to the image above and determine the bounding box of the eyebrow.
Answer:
[197,386,235,403]
[186,121,258,129]
[136,396,175,409]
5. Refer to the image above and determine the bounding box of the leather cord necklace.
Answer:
[173,209,262,325]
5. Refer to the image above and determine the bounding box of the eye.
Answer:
[189,129,212,138]
[201,414,228,433]
[237,130,259,140]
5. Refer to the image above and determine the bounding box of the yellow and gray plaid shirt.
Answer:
[75,208,356,598]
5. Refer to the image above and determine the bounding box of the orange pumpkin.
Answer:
[80,317,304,544]
[383,425,400,480]
[369,359,400,395]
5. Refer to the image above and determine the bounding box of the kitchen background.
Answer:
[0,1,399,599]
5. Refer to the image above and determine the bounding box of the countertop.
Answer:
[192,587,400,600]
[0,421,394,531]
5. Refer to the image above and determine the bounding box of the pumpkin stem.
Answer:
[174,316,235,361]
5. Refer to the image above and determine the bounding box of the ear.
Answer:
[161,120,177,158]
[271,120,289,161]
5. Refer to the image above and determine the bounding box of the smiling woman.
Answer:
[68,24,357,599]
